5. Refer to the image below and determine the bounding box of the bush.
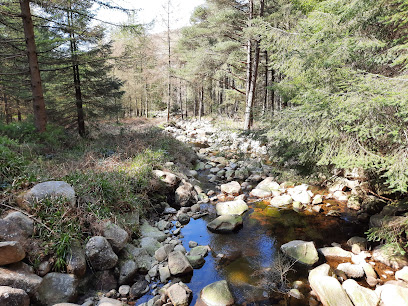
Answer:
[0,136,27,185]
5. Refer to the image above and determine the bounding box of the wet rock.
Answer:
[4,211,34,237]
[153,170,180,188]
[189,246,209,258]
[377,284,408,306]
[396,266,408,282]
[372,245,408,270]
[269,195,293,207]
[129,280,149,299]
[168,251,193,276]
[0,286,29,306]
[37,273,78,305]
[102,221,129,253]
[256,178,280,192]
[119,285,130,296]
[155,244,174,262]
[66,244,86,277]
[140,221,167,243]
[281,240,319,265]
[175,182,197,207]
[118,260,138,285]
[167,282,192,306]
[178,213,190,225]
[187,255,205,268]
[189,241,198,248]
[342,279,379,306]
[249,189,272,198]
[0,263,42,297]
[85,236,118,271]
[319,246,353,259]
[337,263,365,279]
[0,241,25,266]
[20,181,76,208]
[216,199,248,216]
[207,215,243,233]
[221,181,241,195]
[200,280,234,306]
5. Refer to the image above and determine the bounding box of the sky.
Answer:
[97,0,206,33]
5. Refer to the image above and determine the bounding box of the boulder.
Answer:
[288,186,311,204]
[280,240,319,265]
[0,219,29,243]
[333,191,348,201]
[37,273,78,305]
[85,236,118,271]
[140,237,162,256]
[66,244,86,277]
[207,215,243,233]
[312,195,323,205]
[102,221,129,253]
[20,181,75,207]
[159,265,171,283]
[269,195,293,207]
[249,189,272,198]
[140,221,167,242]
[129,280,149,299]
[0,286,29,306]
[256,178,280,192]
[0,263,42,297]
[200,280,234,306]
[187,255,205,268]
[189,246,209,258]
[372,245,408,270]
[378,284,408,306]
[92,270,117,291]
[216,199,248,216]
[175,182,197,207]
[167,282,192,306]
[168,251,193,276]
[0,241,25,265]
[4,211,34,237]
[396,266,408,283]
[319,247,353,259]
[309,275,353,306]
[337,263,365,279]
[153,170,180,188]
[118,260,138,285]
[98,297,125,306]
[347,195,361,210]
[221,181,241,195]
[347,237,367,252]
[342,279,379,306]
[178,213,190,225]
[155,244,174,262]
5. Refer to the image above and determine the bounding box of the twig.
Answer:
[0,202,54,234]
[367,190,392,202]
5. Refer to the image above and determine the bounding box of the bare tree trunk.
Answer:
[263,50,268,116]
[145,82,149,118]
[179,79,183,120]
[166,0,171,122]
[20,0,47,132]
[271,69,275,116]
[4,92,11,124]
[184,83,188,119]
[199,86,204,121]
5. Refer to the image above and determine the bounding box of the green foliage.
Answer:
[0,136,26,185]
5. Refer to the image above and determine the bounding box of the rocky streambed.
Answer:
[1,119,408,306]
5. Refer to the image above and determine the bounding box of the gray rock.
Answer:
[20,181,75,207]
[269,195,293,207]
[189,246,209,258]
[221,181,241,195]
[256,178,280,192]
[85,236,118,271]
[337,263,365,279]
[167,282,192,306]
[103,221,129,253]
[37,261,52,277]
[200,280,234,306]
[92,270,117,291]
[0,263,42,297]
[342,279,379,306]
[189,241,198,248]
[157,220,170,231]
[154,244,174,262]
[0,286,29,306]
[168,251,193,276]
[152,170,180,188]
[118,285,130,296]
[0,219,29,243]
[372,245,408,270]
[66,244,86,277]
[319,246,353,259]
[186,255,205,268]
[216,199,248,216]
[140,237,162,256]
[159,265,171,283]
[4,211,34,237]
[175,182,197,207]
[129,280,149,299]
[140,221,167,242]
[178,213,190,225]
[207,215,243,233]
[118,260,138,285]
[249,189,272,198]
[98,297,125,306]
[281,240,319,265]
[309,275,353,306]
[347,237,367,251]
[174,244,187,254]
[0,241,25,266]
[37,273,78,305]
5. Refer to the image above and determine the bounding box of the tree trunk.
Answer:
[166,0,171,122]
[199,86,204,121]
[20,0,47,132]
[271,69,275,115]
[263,50,268,116]
[145,81,149,118]
[4,92,11,124]
[179,79,183,120]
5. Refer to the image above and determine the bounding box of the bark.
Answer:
[179,79,183,120]
[4,92,11,124]
[145,81,149,118]
[166,0,171,122]
[263,50,268,116]
[20,0,47,132]
[199,86,204,121]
